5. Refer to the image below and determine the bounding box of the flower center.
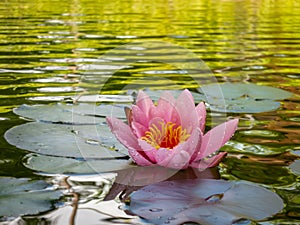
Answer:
[141,121,190,150]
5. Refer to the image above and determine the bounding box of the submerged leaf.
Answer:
[129,179,284,225]
[0,177,62,218]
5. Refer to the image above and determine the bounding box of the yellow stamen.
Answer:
[141,121,190,150]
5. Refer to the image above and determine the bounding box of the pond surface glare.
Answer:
[0,0,300,224]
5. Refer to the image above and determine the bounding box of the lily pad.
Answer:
[28,94,134,103]
[289,150,300,175]
[14,103,128,124]
[208,98,281,113]
[199,83,292,100]
[24,154,134,174]
[289,160,300,175]
[129,178,284,225]
[75,94,133,103]
[197,83,293,113]
[4,122,127,159]
[0,177,62,218]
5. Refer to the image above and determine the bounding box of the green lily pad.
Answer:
[14,103,128,124]
[0,177,62,218]
[289,160,300,175]
[197,83,293,113]
[208,98,281,113]
[4,122,127,159]
[199,83,292,100]
[24,154,135,174]
[289,151,300,175]
[74,94,133,103]
[28,94,134,103]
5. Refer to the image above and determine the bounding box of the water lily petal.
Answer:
[130,151,153,166]
[173,89,199,132]
[190,152,227,170]
[155,128,202,169]
[180,127,202,157]
[195,102,206,132]
[153,91,177,122]
[138,139,157,163]
[155,148,190,169]
[136,117,167,163]
[106,117,137,149]
[189,129,204,163]
[131,105,149,128]
[136,90,155,115]
[106,117,153,166]
[131,121,147,138]
[195,118,239,160]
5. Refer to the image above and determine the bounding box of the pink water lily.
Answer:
[106,89,238,170]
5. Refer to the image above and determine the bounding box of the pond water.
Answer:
[0,0,300,224]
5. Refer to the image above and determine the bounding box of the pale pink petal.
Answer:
[183,88,195,102]
[194,118,239,160]
[154,128,202,169]
[152,91,177,122]
[131,105,149,127]
[155,148,190,169]
[128,148,153,166]
[145,117,165,134]
[106,117,138,149]
[138,139,157,163]
[106,117,153,166]
[195,102,206,132]
[173,89,199,132]
[190,152,227,170]
[131,121,147,138]
[148,116,165,125]
[135,117,166,163]
[178,127,202,157]
[135,90,154,115]
[189,129,204,162]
